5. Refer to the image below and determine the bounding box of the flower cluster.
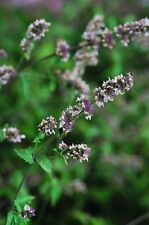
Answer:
[56,39,70,62]
[22,204,36,219]
[26,19,51,41]
[0,65,16,87]
[77,95,94,120]
[76,15,115,65]
[20,19,51,57]
[59,141,68,151]
[38,116,57,135]
[59,106,81,133]
[3,127,26,143]
[75,15,105,66]
[42,73,133,136]
[59,142,91,162]
[58,72,134,134]
[20,38,34,58]
[101,29,115,49]
[75,45,99,66]
[57,15,105,95]
[114,18,149,46]
[94,72,134,107]
[57,15,115,95]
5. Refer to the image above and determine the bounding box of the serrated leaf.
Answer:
[33,132,45,145]
[37,155,52,175]
[14,148,34,164]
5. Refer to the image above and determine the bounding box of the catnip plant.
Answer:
[1,15,148,225]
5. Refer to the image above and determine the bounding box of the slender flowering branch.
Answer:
[37,72,134,165]
[0,16,147,89]
[114,18,149,46]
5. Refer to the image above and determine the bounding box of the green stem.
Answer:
[20,52,56,73]
[13,165,33,205]
[17,42,91,74]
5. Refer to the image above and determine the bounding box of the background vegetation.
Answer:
[0,0,149,224]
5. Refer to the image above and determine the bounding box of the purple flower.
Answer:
[75,45,99,66]
[26,19,51,41]
[82,31,99,45]
[101,29,115,48]
[59,106,81,133]
[58,141,91,162]
[94,72,134,107]
[67,143,91,162]
[56,39,70,62]
[20,38,33,58]
[77,95,94,120]
[114,18,149,46]
[38,115,57,135]
[0,65,16,87]
[86,15,105,34]
[23,204,35,219]
[59,141,68,151]
[3,127,25,143]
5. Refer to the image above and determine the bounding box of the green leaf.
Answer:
[33,132,45,145]
[14,148,34,164]
[37,155,52,175]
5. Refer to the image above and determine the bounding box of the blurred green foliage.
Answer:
[0,0,149,224]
